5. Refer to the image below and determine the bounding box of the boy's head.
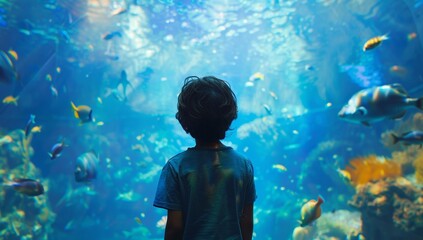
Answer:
[176,76,238,143]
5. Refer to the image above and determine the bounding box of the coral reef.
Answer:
[413,150,423,184]
[344,155,402,186]
[0,129,55,239]
[291,210,362,240]
[349,177,423,240]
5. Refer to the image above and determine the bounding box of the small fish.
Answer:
[389,65,407,77]
[249,72,265,82]
[51,85,58,97]
[363,34,388,51]
[75,150,99,182]
[105,54,119,61]
[134,217,142,224]
[110,7,127,16]
[46,74,52,81]
[4,178,44,196]
[49,139,66,160]
[407,32,417,41]
[337,168,351,183]
[263,104,272,115]
[102,31,122,40]
[7,50,18,61]
[2,95,19,105]
[0,50,18,84]
[117,70,132,101]
[338,84,423,126]
[299,196,324,227]
[272,164,287,172]
[392,131,423,146]
[71,101,93,124]
[31,125,42,133]
[25,114,36,137]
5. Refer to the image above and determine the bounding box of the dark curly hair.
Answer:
[176,76,238,143]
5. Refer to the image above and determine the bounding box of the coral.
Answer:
[344,155,402,186]
[413,150,423,184]
[349,177,423,240]
[315,210,362,239]
[0,129,55,239]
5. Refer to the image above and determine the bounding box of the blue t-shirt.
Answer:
[154,146,256,240]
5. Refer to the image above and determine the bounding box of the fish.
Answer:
[134,217,142,224]
[2,95,19,105]
[389,65,407,77]
[299,195,324,227]
[4,178,44,196]
[75,150,99,182]
[49,139,66,160]
[363,34,388,51]
[7,50,18,61]
[102,31,122,40]
[407,32,417,41]
[338,84,423,126]
[392,131,423,146]
[117,70,132,101]
[272,164,287,172]
[25,114,36,137]
[31,125,42,133]
[110,7,127,16]
[71,101,93,124]
[0,50,18,84]
[337,168,351,183]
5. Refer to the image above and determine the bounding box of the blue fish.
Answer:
[392,131,423,146]
[102,31,122,40]
[75,151,99,182]
[49,139,66,160]
[338,84,423,126]
[4,178,44,196]
[25,114,36,137]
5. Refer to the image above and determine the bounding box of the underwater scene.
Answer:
[1,0,423,239]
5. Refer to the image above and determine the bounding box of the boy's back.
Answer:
[154,146,255,239]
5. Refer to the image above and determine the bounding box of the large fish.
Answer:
[338,84,423,126]
[4,178,44,196]
[0,50,17,84]
[299,196,324,227]
[75,151,99,182]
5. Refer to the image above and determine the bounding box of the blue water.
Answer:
[0,0,422,239]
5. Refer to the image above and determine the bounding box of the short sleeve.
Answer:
[153,162,182,210]
[244,160,257,204]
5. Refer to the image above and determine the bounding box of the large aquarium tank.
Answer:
[1,0,423,239]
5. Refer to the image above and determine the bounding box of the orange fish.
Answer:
[407,32,417,41]
[389,65,407,77]
[299,196,324,227]
[2,95,19,106]
[110,7,127,16]
[363,34,389,51]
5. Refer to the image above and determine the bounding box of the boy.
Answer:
[154,76,256,240]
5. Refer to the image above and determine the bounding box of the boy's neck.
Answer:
[194,140,224,149]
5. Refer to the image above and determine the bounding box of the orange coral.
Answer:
[344,155,402,186]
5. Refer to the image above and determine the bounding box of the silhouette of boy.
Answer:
[154,76,256,240]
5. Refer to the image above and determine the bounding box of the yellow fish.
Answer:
[31,125,42,133]
[299,196,324,227]
[2,95,19,106]
[337,168,351,184]
[363,34,388,51]
[8,50,18,61]
[71,101,93,124]
[272,164,287,172]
